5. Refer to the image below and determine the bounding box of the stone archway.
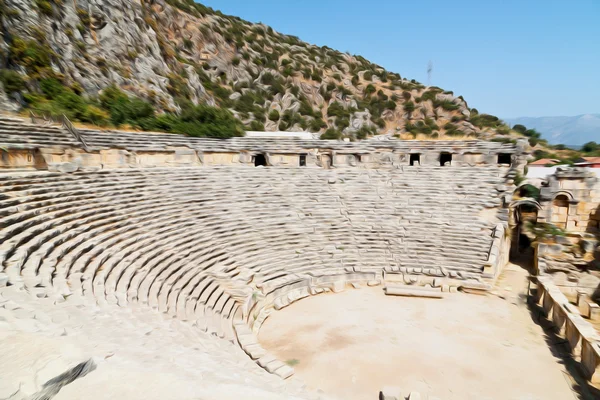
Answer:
[509,199,542,263]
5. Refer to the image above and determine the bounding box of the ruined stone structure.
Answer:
[0,116,528,172]
[3,115,596,398]
[513,167,600,386]
[537,168,600,233]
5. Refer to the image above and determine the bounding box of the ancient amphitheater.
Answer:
[1,116,599,400]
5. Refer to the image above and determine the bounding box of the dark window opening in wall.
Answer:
[498,153,512,165]
[440,152,452,166]
[409,153,421,166]
[254,154,267,167]
[355,154,362,163]
[299,154,306,167]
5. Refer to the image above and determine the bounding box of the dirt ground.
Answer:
[259,263,579,400]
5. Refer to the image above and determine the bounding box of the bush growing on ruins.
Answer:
[403,101,415,113]
[527,221,566,239]
[519,184,541,201]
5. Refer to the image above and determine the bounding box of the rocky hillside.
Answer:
[0,0,509,139]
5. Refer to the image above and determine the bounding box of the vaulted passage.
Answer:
[299,154,306,167]
[254,154,267,166]
[498,153,512,165]
[440,152,452,166]
[409,153,420,166]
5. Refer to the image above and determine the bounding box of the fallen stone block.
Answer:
[459,281,492,295]
[384,285,443,299]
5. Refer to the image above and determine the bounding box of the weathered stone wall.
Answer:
[538,168,600,233]
[0,149,46,169]
[533,276,600,384]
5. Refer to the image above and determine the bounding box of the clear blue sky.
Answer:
[200,0,599,118]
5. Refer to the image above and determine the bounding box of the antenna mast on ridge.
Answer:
[427,60,433,86]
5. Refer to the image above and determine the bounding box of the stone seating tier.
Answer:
[0,165,509,346]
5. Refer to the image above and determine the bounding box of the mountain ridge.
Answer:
[503,114,600,145]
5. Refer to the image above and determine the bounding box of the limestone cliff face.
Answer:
[0,0,487,138]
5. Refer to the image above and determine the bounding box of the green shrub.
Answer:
[356,125,375,140]
[496,126,510,135]
[320,128,341,140]
[170,105,244,138]
[0,70,26,93]
[249,120,265,131]
[183,38,194,50]
[512,124,527,134]
[268,109,280,121]
[35,0,53,15]
[309,118,327,132]
[470,113,502,129]
[9,38,53,77]
[527,222,566,239]
[403,101,415,113]
[491,137,517,144]
[439,100,459,111]
[582,141,598,153]
[519,184,541,200]
[335,117,349,130]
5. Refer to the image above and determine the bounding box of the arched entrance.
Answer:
[509,199,541,266]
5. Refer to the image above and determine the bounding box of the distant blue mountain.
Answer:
[503,114,600,145]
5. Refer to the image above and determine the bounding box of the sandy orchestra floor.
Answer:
[259,266,577,400]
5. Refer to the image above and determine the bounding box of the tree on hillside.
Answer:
[582,141,599,153]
